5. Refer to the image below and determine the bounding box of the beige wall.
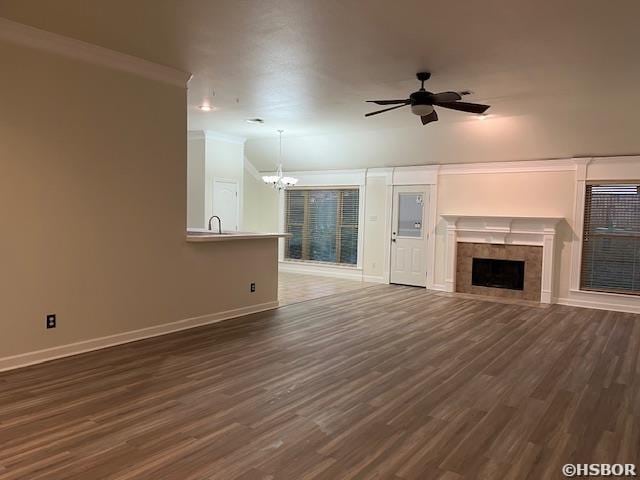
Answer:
[357,170,578,297]
[242,167,578,300]
[204,136,244,228]
[362,175,389,279]
[0,41,278,360]
[187,135,205,228]
[587,157,639,181]
[434,171,577,298]
[243,165,279,233]
[187,133,245,229]
[245,103,640,172]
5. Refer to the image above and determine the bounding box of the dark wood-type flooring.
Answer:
[2,285,640,479]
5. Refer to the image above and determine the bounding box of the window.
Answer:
[581,183,640,295]
[284,188,360,265]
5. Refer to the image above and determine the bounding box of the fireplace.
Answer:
[472,258,525,290]
[454,243,542,301]
[442,215,562,303]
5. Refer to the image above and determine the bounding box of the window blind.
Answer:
[581,183,640,295]
[284,188,359,265]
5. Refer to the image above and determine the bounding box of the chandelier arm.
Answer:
[262,129,298,190]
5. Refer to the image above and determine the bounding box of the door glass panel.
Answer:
[398,193,424,237]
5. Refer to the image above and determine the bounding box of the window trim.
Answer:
[569,158,640,302]
[579,181,640,296]
[278,184,365,270]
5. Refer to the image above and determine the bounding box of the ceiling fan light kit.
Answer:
[411,104,434,116]
[365,72,490,126]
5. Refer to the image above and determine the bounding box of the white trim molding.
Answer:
[564,156,640,313]
[441,215,563,303]
[189,130,246,144]
[0,301,278,372]
[279,261,364,281]
[430,283,448,292]
[393,165,440,185]
[557,291,640,314]
[366,167,394,180]
[370,165,440,287]
[277,178,366,270]
[244,157,263,181]
[382,179,394,284]
[568,158,592,291]
[283,169,366,187]
[363,275,387,284]
[204,130,247,145]
[439,158,578,175]
[0,17,191,87]
[426,181,439,290]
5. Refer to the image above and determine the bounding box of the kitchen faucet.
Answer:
[208,215,222,234]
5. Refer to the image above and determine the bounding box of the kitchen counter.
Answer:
[186,230,290,242]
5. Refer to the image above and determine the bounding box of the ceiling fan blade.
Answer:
[365,103,410,117]
[430,91,462,103]
[366,99,410,105]
[435,101,490,114]
[421,110,438,125]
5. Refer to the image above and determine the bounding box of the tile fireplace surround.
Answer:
[456,243,542,301]
[441,215,563,303]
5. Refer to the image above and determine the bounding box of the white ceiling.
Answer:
[2,0,640,167]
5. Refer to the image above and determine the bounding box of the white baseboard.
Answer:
[429,283,448,292]
[362,275,387,284]
[554,295,640,314]
[0,301,279,372]
[279,262,364,281]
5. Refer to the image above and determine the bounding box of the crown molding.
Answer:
[204,130,246,145]
[439,158,577,175]
[283,169,366,187]
[0,17,191,87]
[187,130,206,142]
[188,130,246,144]
[244,157,263,181]
[393,165,439,185]
[285,169,367,177]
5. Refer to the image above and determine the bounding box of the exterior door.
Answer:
[390,185,429,287]
[213,179,239,231]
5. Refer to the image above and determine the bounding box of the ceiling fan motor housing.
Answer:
[364,71,489,124]
[409,90,434,116]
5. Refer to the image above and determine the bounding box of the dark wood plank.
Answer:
[1,285,639,479]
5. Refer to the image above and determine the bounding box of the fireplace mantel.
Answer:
[441,215,563,303]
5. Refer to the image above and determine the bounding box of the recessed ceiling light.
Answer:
[477,114,489,120]
[246,118,264,124]
[198,105,216,112]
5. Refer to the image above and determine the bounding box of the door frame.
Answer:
[212,177,240,231]
[381,167,439,289]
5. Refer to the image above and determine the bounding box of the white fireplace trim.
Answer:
[441,215,563,303]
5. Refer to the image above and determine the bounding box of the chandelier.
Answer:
[262,130,298,190]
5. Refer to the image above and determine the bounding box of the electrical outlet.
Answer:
[250,282,256,293]
[46,314,56,329]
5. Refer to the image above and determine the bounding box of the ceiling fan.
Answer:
[365,72,490,125]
